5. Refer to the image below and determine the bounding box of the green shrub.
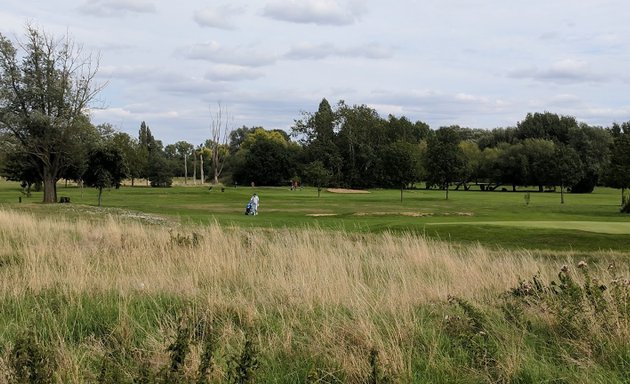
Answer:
[227,332,259,384]
[9,331,57,384]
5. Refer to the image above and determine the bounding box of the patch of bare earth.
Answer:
[306,213,339,217]
[354,211,473,217]
[326,188,370,194]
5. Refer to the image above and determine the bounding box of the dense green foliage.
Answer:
[0,25,101,203]
[82,145,127,206]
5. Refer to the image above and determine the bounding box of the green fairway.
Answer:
[2,179,630,252]
[432,220,630,234]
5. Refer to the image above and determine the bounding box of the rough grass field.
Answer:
[0,208,628,383]
[0,180,629,382]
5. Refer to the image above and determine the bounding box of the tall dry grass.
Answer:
[0,208,627,382]
[0,209,564,302]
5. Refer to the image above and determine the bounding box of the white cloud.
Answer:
[7,0,630,145]
[263,0,367,25]
[193,6,241,30]
[285,42,393,60]
[178,41,278,67]
[204,65,265,82]
[508,59,608,84]
[79,0,156,17]
[549,94,582,106]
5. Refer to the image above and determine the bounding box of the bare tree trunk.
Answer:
[184,154,188,185]
[400,186,403,203]
[43,166,57,203]
[200,154,204,185]
[560,182,565,204]
[193,155,197,185]
[98,187,103,207]
[209,103,231,185]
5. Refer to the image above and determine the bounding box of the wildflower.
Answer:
[577,260,587,269]
[608,262,615,271]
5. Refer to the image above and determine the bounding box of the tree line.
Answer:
[1,26,630,205]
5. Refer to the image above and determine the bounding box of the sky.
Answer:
[2,0,630,145]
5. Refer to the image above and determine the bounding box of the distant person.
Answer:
[249,193,259,215]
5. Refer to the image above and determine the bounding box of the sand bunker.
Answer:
[306,213,339,217]
[326,188,370,194]
[353,211,473,217]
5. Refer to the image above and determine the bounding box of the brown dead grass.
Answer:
[1,208,624,380]
[0,208,569,305]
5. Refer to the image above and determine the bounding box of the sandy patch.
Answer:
[326,188,370,194]
[306,213,339,217]
[353,211,473,217]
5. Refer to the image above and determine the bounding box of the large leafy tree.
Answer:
[1,148,41,196]
[522,138,556,191]
[165,140,194,182]
[137,121,154,183]
[603,123,630,204]
[302,160,332,197]
[477,146,504,188]
[385,115,430,144]
[135,121,173,186]
[568,124,612,193]
[293,98,342,184]
[425,127,467,200]
[228,126,256,154]
[336,102,385,188]
[0,25,102,203]
[111,132,142,186]
[458,140,482,189]
[232,128,299,186]
[516,112,577,144]
[552,144,583,204]
[496,143,528,191]
[379,141,422,201]
[83,145,127,206]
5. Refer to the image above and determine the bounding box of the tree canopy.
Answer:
[0,25,102,202]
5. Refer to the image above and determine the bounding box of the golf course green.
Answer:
[2,179,629,253]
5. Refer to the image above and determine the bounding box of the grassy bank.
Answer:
[0,209,627,382]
